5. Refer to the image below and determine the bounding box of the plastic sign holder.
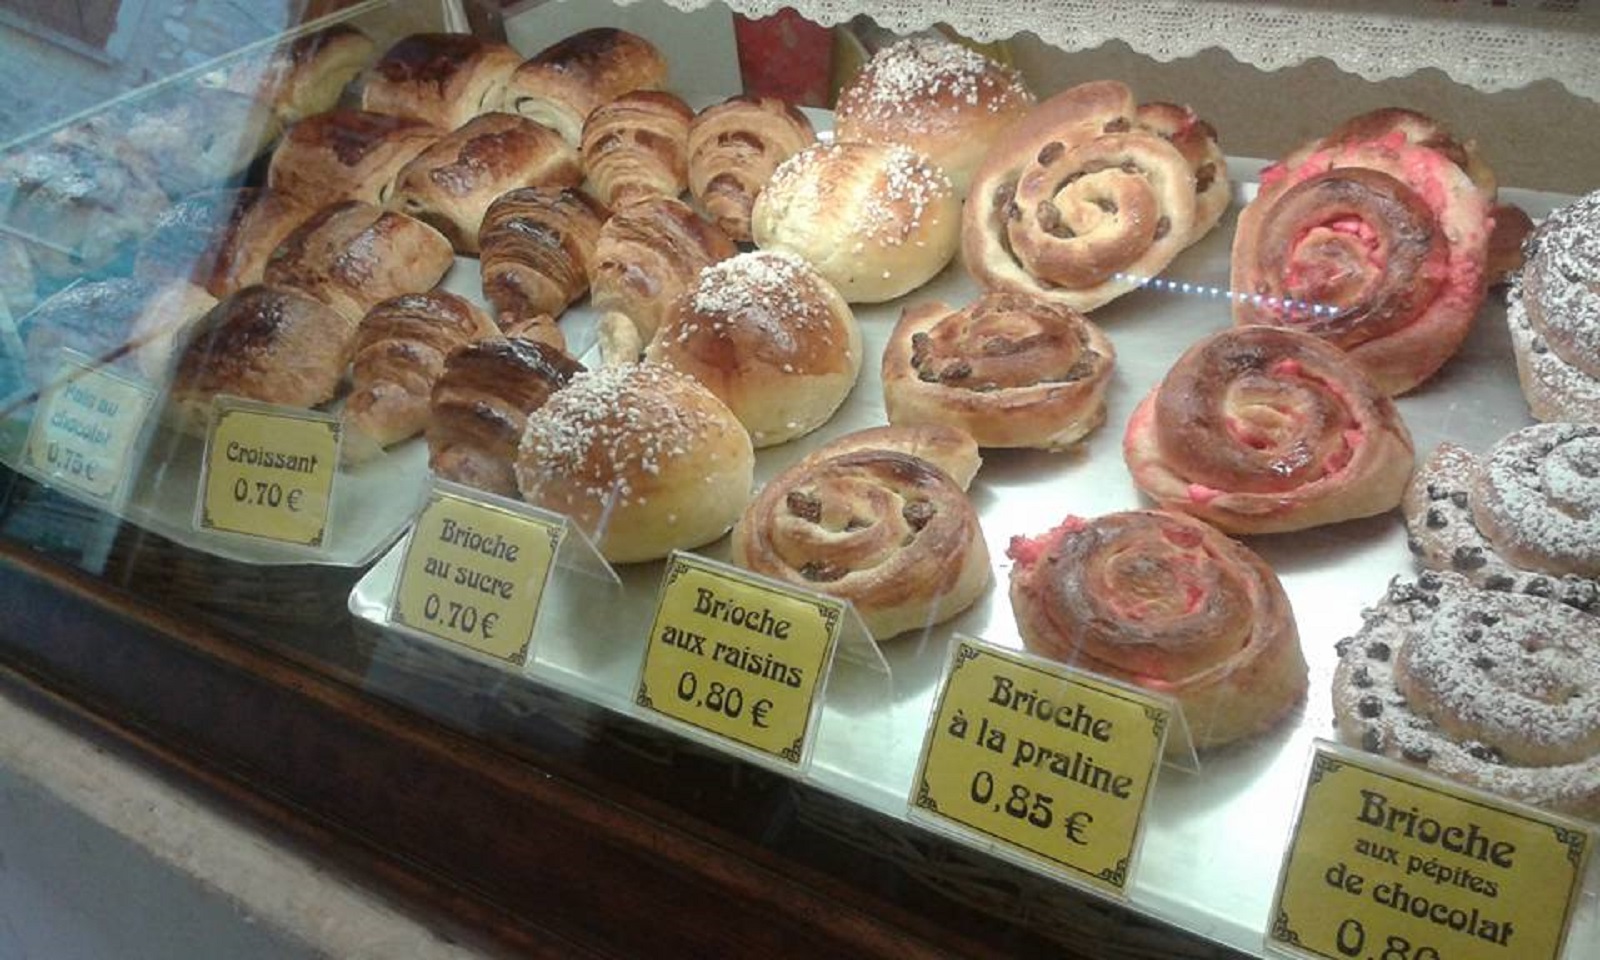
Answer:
[19,350,157,512]
[632,551,884,774]
[195,396,342,549]
[1267,741,1593,960]
[908,637,1177,898]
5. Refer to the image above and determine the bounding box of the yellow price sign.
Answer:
[636,554,843,765]
[389,484,564,664]
[21,356,155,507]
[197,399,340,547]
[911,641,1170,895]
[1269,743,1591,960]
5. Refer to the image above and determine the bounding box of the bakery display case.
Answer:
[2,1,1598,958]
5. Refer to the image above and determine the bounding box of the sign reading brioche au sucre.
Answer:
[389,483,564,664]
[636,554,843,766]
[911,640,1170,896]
[21,355,155,508]
[1268,743,1591,960]
[197,398,340,547]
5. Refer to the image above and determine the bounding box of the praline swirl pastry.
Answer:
[1334,573,1600,818]
[730,426,990,641]
[1124,326,1414,534]
[1404,424,1600,609]
[882,292,1114,450]
[963,80,1226,313]
[1007,510,1307,749]
[1508,189,1600,423]
[1232,137,1491,396]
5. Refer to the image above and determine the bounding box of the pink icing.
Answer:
[1187,483,1224,504]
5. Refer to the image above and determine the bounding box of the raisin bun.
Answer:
[515,363,754,564]
[645,251,861,448]
[752,141,959,303]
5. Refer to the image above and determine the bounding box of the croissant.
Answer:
[426,334,584,496]
[687,96,815,243]
[479,186,608,326]
[589,196,735,342]
[580,90,693,208]
[345,292,498,450]
[500,28,667,145]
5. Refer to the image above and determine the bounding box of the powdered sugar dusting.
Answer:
[1477,423,1600,575]
[842,37,1031,131]
[1519,188,1600,376]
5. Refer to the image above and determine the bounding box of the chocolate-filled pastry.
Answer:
[362,33,522,130]
[1233,136,1490,396]
[427,334,582,496]
[389,113,580,254]
[267,109,443,209]
[126,281,220,382]
[135,189,312,299]
[516,362,754,563]
[479,186,607,325]
[201,23,375,125]
[646,250,861,447]
[501,28,667,145]
[167,285,358,433]
[589,196,735,343]
[883,292,1114,449]
[1509,189,1600,422]
[347,291,498,450]
[1008,510,1307,749]
[1334,574,1599,818]
[264,201,453,323]
[119,86,281,198]
[580,90,693,208]
[20,278,153,386]
[1404,424,1600,610]
[834,36,1034,196]
[687,95,816,243]
[1124,326,1414,534]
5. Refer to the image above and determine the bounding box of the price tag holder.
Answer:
[20,352,157,510]
[634,553,846,768]
[387,481,565,665]
[196,397,340,548]
[1268,742,1592,960]
[909,639,1171,896]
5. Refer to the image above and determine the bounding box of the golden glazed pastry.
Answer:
[580,90,693,208]
[753,141,960,303]
[201,23,375,126]
[362,33,522,130]
[1508,189,1600,422]
[135,189,313,299]
[963,80,1228,313]
[730,425,989,640]
[1334,573,1600,818]
[264,201,454,323]
[428,334,583,496]
[589,196,736,345]
[389,113,581,254]
[516,363,755,564]
[126,281,220,381]
[479,186,608,325]
[1124,326,1414,534]
[346,291,499,450]
[645,251,862,447]
[1233,134,1491,396]
[834,36,1034,196]
[501,28,667,145]
[1007,510,1307,749]
[882,292,1115,450]
[167,285,357,434]
[1404,424,1600,609]
[796,424,982,492]
[687,96,816,243]
[267,110,443,209]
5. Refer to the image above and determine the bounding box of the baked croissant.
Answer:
[589,196,735,343]
[580,90,693,208]
[687,96,815,243]
[427,334,584,496]
[479,186,608,325]
[501,28,667,145]
[346,291,498,450]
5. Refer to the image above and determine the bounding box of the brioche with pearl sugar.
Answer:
[833,36,1034,196]
[1007,510,1307,749]
[753,141,959,304]
[515,363,754,565]
[1334,573,1599,818]
[882,291,1115,450]
[1508,189,1600,423]
[362,33,522,131]
[687,96,816,243]
[645,251,861,448]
